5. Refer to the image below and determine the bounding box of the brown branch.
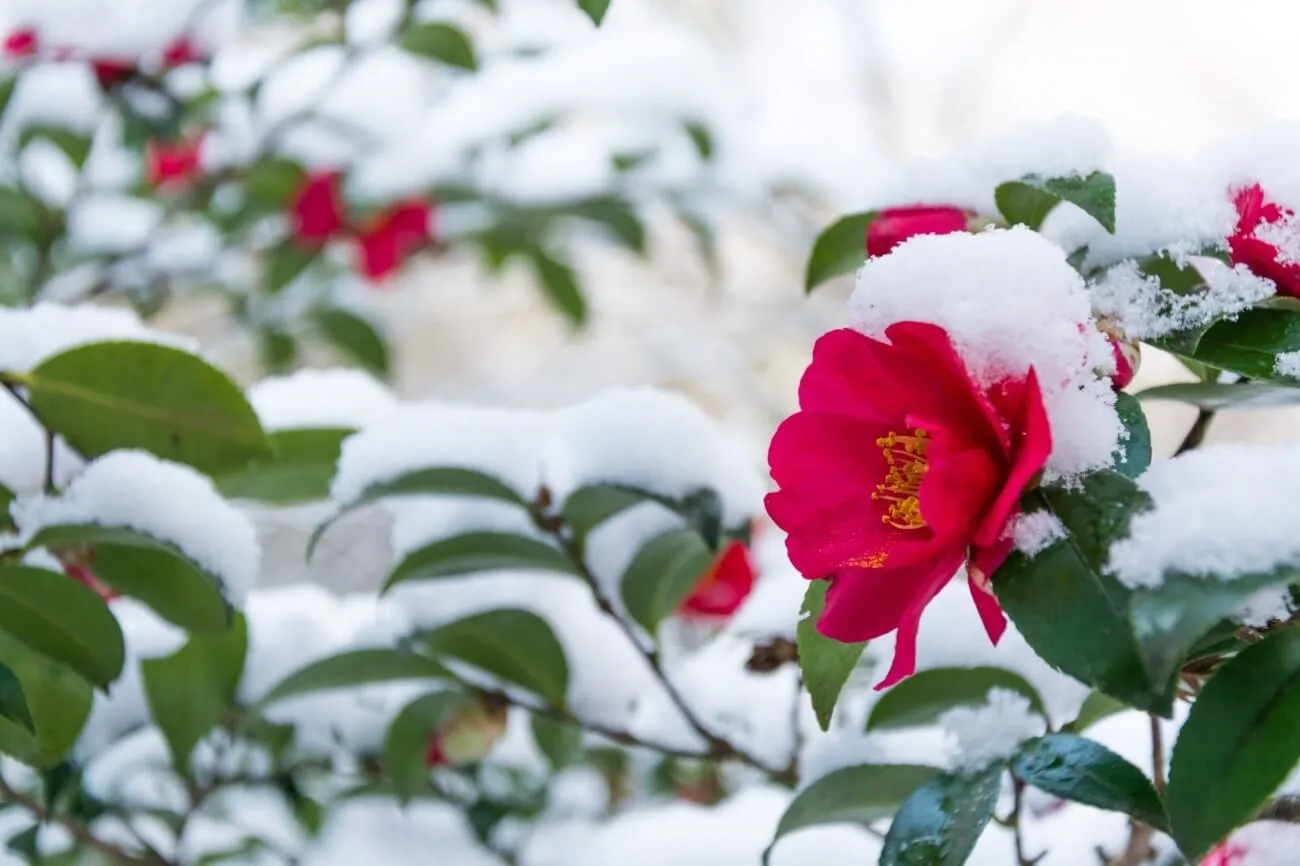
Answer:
[0,776,165,866]
[1149,716,1166,796]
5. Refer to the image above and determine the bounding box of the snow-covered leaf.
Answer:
[1012,734,1168,831]
[1167,627,1300,859]
[866,666,1046,732]
[578,0,612,25]
[384,533,578,590]
[418,609,569,707]
[142,615,248,775]
[1113,392,1151,479]
[258,648,451,707]
[217,427,352,505]
[764,763,939,864]
[23,341,271,474]
[995,171,1116,233]
[0,565,124,690]
[797,580,866,731]
[805,211,874,294]
[1176,309,1300,381]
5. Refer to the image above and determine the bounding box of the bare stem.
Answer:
[1174,409,1214,456]
[1149,715,1166,796]
[0,776,165,866]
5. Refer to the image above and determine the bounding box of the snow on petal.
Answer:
[11,450,259,604]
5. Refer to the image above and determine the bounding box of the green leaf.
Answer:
[216,427,352,505]
[1166,626,1300,859]
[1128,566,1300,704]
[564,198,645,254]
[1137,251,1210,295]
[384,690,467,802]
[993,471,1172,715]
[531,714,583,769]
[263,241,318,294]
[419,609,569,707]
[242,158,307,212]
[308,467,527,558]
[399,22,477,70]
[879,765,1004,866]
[0,664,34,733]
[0,483,14,534]
[763,763,939,863]
[384,533,577,591]
[258,648,451,707]
[312,309,390,377]
[684,121,713,161]
[866,666,1047,732]
[0,77,15,121]
[1062,691,1128,733]
[1113,392,1152,478]
[578,0,612,25]
[0,630,93,766]
[258,328,298,373]
[1138,381,1300,409]
[797,581,867,731]
[529,247,587,327]
[25,341,271,474]
[804,211,874,294]
[1012,734,1168,830]
[0,186,44,238]
[619,529,715,634]
[19,125,92,168]
[561,484,661,538]
[29,524,234,634]
[994,171,1116,233]
[1181,309,1300,381]
[141,614,248,774]
[0,566,124,690]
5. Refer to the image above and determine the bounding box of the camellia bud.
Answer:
[425,693,509,767]
[1095,317,1141,390]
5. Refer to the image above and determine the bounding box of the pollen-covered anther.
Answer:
[872,429,930,529]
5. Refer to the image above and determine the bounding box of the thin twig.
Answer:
[0,776,164,866]
[1008,775,1040,866]
[1174,409,1214,456]
[1149,715,1166,796]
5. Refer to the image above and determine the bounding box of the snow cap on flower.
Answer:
[849,226,1121,479]
[1229,183,1300,298]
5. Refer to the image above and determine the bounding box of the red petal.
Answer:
[768,411,892,495]
[914,437,1002,541]
[291,171,346,244]
[162,36,202,68]
[966,555,1008,644]
[92,59,136,88]
[679,541,755,618]
[866,206,970,258]
[973,368,1052,547]
[3,28,38,59]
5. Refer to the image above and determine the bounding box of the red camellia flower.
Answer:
[1200,841,1248,866]
[3,27,38,60]
[357,201,432,282]
[1229,183,1300,298]
[290,171,347,245]
[145,135,204,189]
[766,322,1052,689]
[866,205,972,259]
[91,58,137,89]
[679,540,756,619]
[161,36,202,68]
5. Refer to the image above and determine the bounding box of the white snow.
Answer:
[247,369,398,432]
[11,450,260,604]
[0,302,195,373]
[1275,350,1300,379]
[939,687,1046,771]
[1089,257,1274,341]
[1214,821,1300,866]
[849,227,1122,479]
[1109,443,1300,587]
[1008,510,1067,557]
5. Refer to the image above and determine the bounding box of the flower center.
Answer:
[872,429,929,530]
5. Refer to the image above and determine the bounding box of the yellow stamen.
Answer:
[872,429,930,530]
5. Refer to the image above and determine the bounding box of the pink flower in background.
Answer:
[679,540,756,619]
[866,205,973,258]
[161,35,202,68]
[357,201,433,282]
[2,27,38,60]
[1200,841,1248,866]
[766,322,1051,689]
[145,134,204,189]
[1229,183,1300,298]
[290,171,347,245]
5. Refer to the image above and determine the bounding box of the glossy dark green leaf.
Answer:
[879,765,1004,866]
[1138,381,1300,409]
[0,630,93,766]
[25,341,271,473]
[1112,392,1151,479]
[763,763,939,864]
[1167,626,1300,859]
[419,609,569,707]
[867,666,1046,732]
[0,187,43,238]
[529,247,587,327]
[216,427,352,504]
[385,690,467,802]
[797,580,867,731]
[805,211,875,293]
[0,566,124,689]
[1062,691,1128,733]
[0,664,33,733]
[994,171,1116,233]
[263,241,318,294]
[993,471,1171,715]
[620,528,715,634]
[308,466,527,558]
[312,308,390,377]
[1183,309,1300,380]
[578,0,612,25]
[258,648,451,707]
[142,615,248,774]
[1013,734,1167,830]
[1129,566,1300,691]
[561,484,661,537]
[384,532,577,591]
[29,524,234,634]
[399,22,477,70]
[531,713,583,769]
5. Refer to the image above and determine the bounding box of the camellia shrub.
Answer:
[3,3,1300,866]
